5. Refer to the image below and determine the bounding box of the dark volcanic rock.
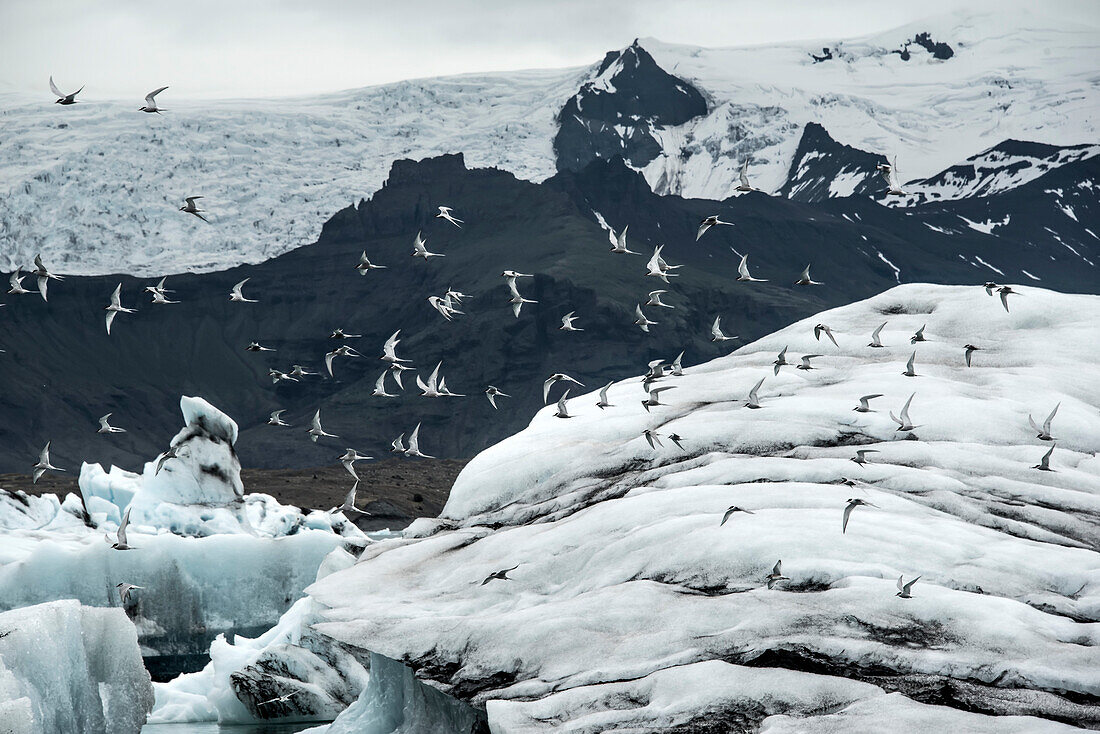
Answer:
[779,122,889,202]
[554,40,707,173]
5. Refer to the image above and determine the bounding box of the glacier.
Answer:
[300,283,1099,731]
[0,396,364,681]
[0,7,1095,275]
[0,600,154,734]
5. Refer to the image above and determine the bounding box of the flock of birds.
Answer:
[14,79,1061,609]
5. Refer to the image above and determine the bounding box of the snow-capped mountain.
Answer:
[0,8,1094,276]
[301,283,1100,731]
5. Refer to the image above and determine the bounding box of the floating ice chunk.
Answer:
[0,600,153,734]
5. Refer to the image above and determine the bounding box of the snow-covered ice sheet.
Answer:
[0,600,154,734]
[306,284,1100,730]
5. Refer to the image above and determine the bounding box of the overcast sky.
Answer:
[1,0,1092,99]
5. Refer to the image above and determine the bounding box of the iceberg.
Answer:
[304,284,1100,730]
[0,600,154,734]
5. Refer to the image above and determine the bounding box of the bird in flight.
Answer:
[745,377,765,409]
[229,278,257,303]
[544,373,584,404]
[267,410,291,427]
[964,344,981,367]
[794,264,822,286]
[32,442,65,483]
[608,226,639,255]
[559,312,583,332]
[404,423,434,458]
[485,385,510,409]
[1028,403,1059,441]
[412,231,444,259]
[710,316,737,343]
[104,284,137,335]
[116,582,144,604]
[720,505,754,525]
[735,253,767,282]
[554,391,572,419]
[853,394,883,413]
[481,565,520,585]
[106,507,135,550]
[842,498,877,533]
[797,354,822,371]
[814,323,839,349]
[33,254,63,302]
[765,560,789,589]
[850,449,879,466]
[910,325,928,344]
[139,86,169,113]
[49,76,83,105]
[696,215,732,241]
[1032,444,1056,472]
[436,206,463,228]
[356,251,387,274]
[634,304,658,333]
[180,196,209,223]
[97,414,126,434]
[890,393,918,432]
[895,575,920,598]
[868,322,887,348]
[308,409,338,443]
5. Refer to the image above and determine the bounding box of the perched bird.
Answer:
[736,253,767,282]
[329,328,361,339]
[1032,444,1056,471]
[507,279,538,318]
[290,364,317,378]
[902,351,918,377]
[889,393,918,432]
[138,86,168,113]
[229,278,257,303]
[325,345,362,378]
[1028,403,1059,441]
[106,508,135,551]
[765,560,789,589]
[854,394,883,413]
[868,322,887,348]
[896,575,920,598]
[634,304,658,333]
[180,196,209,223]
[104,284,137,335]
[814,323,839,349]
[269,369,298,384]
[910,325,928,344]
[404,423,434,458]
[435,206,463,228]
[797,354,822,371]
[559,312,583,332]
[116,582,143,604]
[481,565,519,585]
[308,410,338,443]
[544,373,584,404]
[736,160,760,193]
[33,254,63,302]
[646,290,674,309]
[554,390,572,419]
[371,371,397,398]
[720,505,754,525]
[641,386,675,412]
[49,76,83,105]
[596,381,614,410]
[745,377,765,409]
[964,344,981,367]
[850,449,879,466]
[32,442,65,483]
[643,429,663,449]
[608,226,638,255]
[667,433,685,450]
[412,231,444,259]
[795,264,822,286]
[97,414,126,434]
[772,347,790,375]
[267,410,291,427]
[485,385,510,410]
[246,341,275,352]
[710,316,737,343]
[842,498,877,533]
[696,215,732,241]
[380,331,409,364]
[997,286,1018,313]
[390,434,406,453]
[154,446,178,475]
[339,450,372,481]
[356,251,387,274]
[7,269,32,296]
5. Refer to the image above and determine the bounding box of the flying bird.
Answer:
[853,395,883,413]
[736,160,760,193]
[97,414,126,434]
[150,290,178,305]
[268,368,298,384]
[797,354,822,371]
[485,385,510,409]
[910,325,927,344]
[696,215,732,241]
[646,290,674,309]
[868,322,887,348]
[390,434,406,453]
[412,231,444,259]
[290,364,317,378]
[33,254,63,302]
[481,565,519,585]
[1028,403,1059,441]
[608,226,638,255]
[554,390,572,418]
[842,498,877,533]
[154,446,178,475]
[889,393,918,432]
[794,264,822,286]
[371,371,397,398]
[507,279,538,318]
[329,328,361,340]
[641,386,675,412]
[180,196,209,223]
[7,269,32,296]
[404,423,434,458]
[559,312,583,331]
[902,351,918,377]
[896,575,920,598]
[229,278,256,303]
[139,86,168,113]
[104,284,137,335]
[267,410,291,427]
[669,351,684,376]
[246,341,274,352]
[258,691,303,708]
[106,508,135,551]
[416,362,447,397]
[997,286,1018,313]
[667,433,685,450]
[850,449,879,466]
[634,304,657,333]
[983,282,1001,296]
[765,560,789,589]
[720,506,754,525]
[736,253,767,282]
[643,429,663,449]
[1032,444,1055,471]
[544,373,584,404]
[773,347,789,375]
[380,331,409,364]
[325,345,363,378]
[883,156,905,196]
[645,246,676,283]
[356,251,387,274]
[436,206,463,228]
[308,410,338,443]
[596,381,613,409]
[964,344,981,367]
[710,316,737,343]
[116,582,143,604]
[32,442,65,483]
[745,377,765,409]
[49,76,83,105]
[814,323,839,349]
[339,449,372,481]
